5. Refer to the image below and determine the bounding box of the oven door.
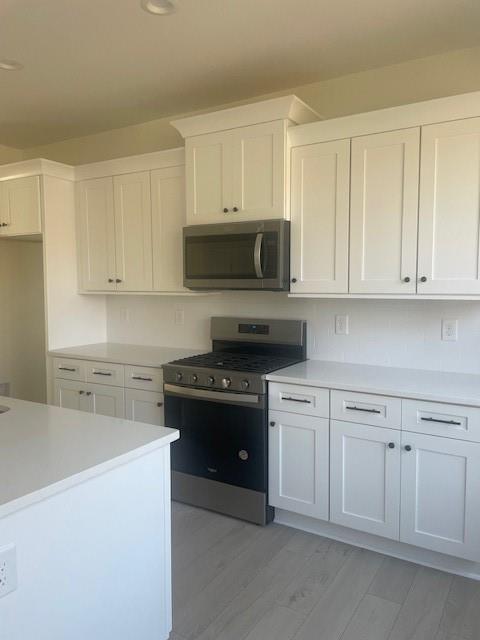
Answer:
[164,384,267,493]
[183,219,289,290]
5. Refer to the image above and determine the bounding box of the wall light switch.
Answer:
[0,544,17,598]
[442,319,458,342]
[335,315,349,335]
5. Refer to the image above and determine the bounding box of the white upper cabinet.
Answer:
[290,139,350,293]
[400,432,480,561]
[151,165,186,291]
[172,95,319,225]
[231,121,287,220]
[185,130,233,223]
[113,171,153,291]
[417,118,480,295]
[185,122,286,224]
[77,177,116,291]
[349,128,420,294]
[0,176,42,236]
[76,151,186,293]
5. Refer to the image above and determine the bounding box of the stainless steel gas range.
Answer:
[163,317,307,525]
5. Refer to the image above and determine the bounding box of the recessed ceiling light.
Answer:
[141,0,176,15]
[0,59,23,71]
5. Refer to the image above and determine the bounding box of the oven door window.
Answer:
[185,232,278,280]
[166,395,267,492]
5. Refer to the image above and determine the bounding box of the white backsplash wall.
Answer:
[106,294,480,374]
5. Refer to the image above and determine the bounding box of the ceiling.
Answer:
[1,0,480,149]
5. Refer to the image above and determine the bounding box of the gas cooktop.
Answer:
[167,351,302,375]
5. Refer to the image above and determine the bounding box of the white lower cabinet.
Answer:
[400,431,480,561]
[268,410,329,520]
[88,382,125,418]
[54,379,125,418]
[125,388,164,426]
[53,358,163,424]
[268,381,480,563]
[54,379,91,412]
[330,420,401,540]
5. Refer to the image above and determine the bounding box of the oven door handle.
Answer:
[164,383,261,406]
[254,233,264,279]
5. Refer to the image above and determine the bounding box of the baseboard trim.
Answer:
[274,509,480,581]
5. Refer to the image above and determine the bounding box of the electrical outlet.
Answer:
[442,319,458,342]
[120,307,130,323]
[335,315,349,335]
[0,544,17,598]
[174,308,185,326]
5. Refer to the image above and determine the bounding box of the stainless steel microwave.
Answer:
[183,219,290,291]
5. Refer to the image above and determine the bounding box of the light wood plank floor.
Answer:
[170,502,480,640]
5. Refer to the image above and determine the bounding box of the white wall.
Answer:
[0,239,46,402]
[107,294,480,375]
[22,45,480,165]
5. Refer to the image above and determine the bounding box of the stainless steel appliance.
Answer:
[183,219,290,290]
[163,317,306,525]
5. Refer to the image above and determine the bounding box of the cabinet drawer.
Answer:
[331,390,401,429]
[268,382,329,418]
[53,358,86,381]
[402,399,480,443]
[125,365,163,392]
[84,361,125,387]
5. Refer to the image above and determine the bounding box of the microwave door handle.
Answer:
[254,233,264,278]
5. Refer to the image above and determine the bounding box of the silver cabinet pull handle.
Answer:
[420,416,461,426]
[346,405,381,414]
[59,367,76,372]
[93,371,112,376]
[132,376,153,382]
[281,396,312,404]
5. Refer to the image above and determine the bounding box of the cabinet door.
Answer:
[54,379,91,412]
[185,131,233,224]
[77,177,116,291]
[125,388,164,426]
[87,382,125,418]
[400,432,480,561]
[113,171,153,291]
[151,165,186,291]
[418,118,480,294]
[330,420,401,539]
[269,410,329,519]
[0,176,41,236]
[290,139,350,293]
[232,121,286,220]
[349,128,420,294]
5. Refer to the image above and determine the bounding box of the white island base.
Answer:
[0,397,178,640]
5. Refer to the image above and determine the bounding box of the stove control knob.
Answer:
[222,377,232,389]
[176,372,183,382]
[191,374,198,383]
[240,379,250,391]
[207,376,215,386]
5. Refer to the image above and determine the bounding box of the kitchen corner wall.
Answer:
[107,295,480,375]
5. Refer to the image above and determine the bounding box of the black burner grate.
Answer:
[168,351,301,374]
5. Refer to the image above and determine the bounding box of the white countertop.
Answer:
[49,342,205,368]
[266,360,480,407]
[0,396,179,519]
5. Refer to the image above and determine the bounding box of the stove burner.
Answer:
[168,351,302,375]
